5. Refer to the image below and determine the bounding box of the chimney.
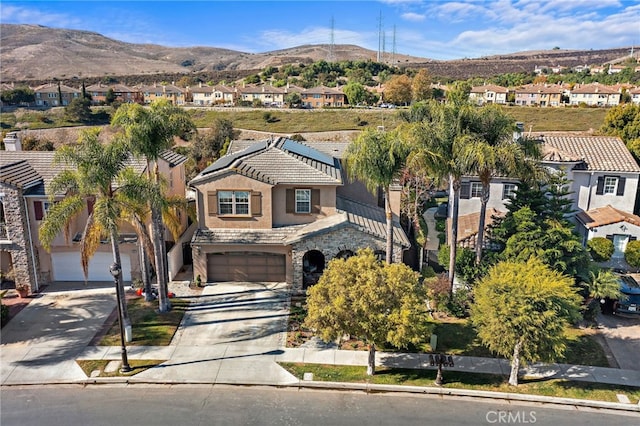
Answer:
[3,132,22,151]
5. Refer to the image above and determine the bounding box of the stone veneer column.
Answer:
[0,184,39,292]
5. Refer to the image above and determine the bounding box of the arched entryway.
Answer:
[302,250,325,290]
[374,250,385,262]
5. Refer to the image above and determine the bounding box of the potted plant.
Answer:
[15,282,30,298]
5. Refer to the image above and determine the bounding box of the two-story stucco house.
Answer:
[33,83,81,107]
[514,84,564,107]
[188,137,409,291]
[0,133,190,292]
[300,86,346,108]
[452,135,640,252]
[469,84,509,105]
[569,83,621,107]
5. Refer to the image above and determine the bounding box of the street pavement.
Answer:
[1,281,640,411]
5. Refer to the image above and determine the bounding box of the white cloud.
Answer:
[401,12,426,22]
[1,5,82,28]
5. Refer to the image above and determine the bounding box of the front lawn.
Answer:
[97,297,190,346]
[281,363,640,403]
[286,304,609,366]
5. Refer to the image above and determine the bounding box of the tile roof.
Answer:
[454,208,505,249]
[229,140,350,159]
[301,86,344,95]
[470,84,508,93]
[576,205,640,229]
[516,84,564,94]
[0,151,150,195]
[193,137,343,185]
[336,196,410,247]
[192,226,303,245]
[540,135,640,173]
[0,160,42,189]
[571,83,618,94]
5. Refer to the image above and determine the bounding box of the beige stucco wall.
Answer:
[197,174,274,229]
[272,185,337,226]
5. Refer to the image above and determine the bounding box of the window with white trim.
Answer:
[218,191,249,215]
[470,182,483,198]
[503,183,517,200]
[603,176,618,195]
[295,189,311,213]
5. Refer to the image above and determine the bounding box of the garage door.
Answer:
[207,252,286,282]
[51,252,132,282]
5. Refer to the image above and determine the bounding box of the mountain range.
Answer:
[0,24,634,83]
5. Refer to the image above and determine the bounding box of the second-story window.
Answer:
[503,183,517,200]
[218,191,249,215]
[295,189,311,213]
[470,182,483,198]
[603,177,618,195]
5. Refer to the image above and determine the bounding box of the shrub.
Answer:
[581,298,600,323]
[625,240,640,268]
[1,303,8,326]
[587,237,614,262]
[445,288,471,318]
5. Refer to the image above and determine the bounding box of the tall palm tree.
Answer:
[463,105,542,263]
[345,128,410,263]
[39,128,135,327]
[111,100,194,312]
[406,100,476,291]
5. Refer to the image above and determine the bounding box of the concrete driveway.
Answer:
[597,313,640,371]
[1,285,116,384]
[171,282,290,349]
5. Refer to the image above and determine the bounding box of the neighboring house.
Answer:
[569,83,621,106]
[468,84,508,105]
[515,84,564,107]
[300,86,346,108]
[139,83,186,105]
[630,87,640,105]
[33,83,81,107]
[576,206,640,262]
[452,135,640,249]
[0,133,190,291]
[85,83,142,105]
[238,85,285,107]
[188,137,409,291]
[190,84,236,106]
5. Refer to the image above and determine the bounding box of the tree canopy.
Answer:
[304,249,429,375]
[471,257,581,386]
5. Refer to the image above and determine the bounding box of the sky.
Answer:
[2,0,640,60]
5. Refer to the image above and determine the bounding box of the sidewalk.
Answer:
[2,282,639,412]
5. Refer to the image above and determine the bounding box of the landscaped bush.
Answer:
[587,237,614,262]
[625,240,640,268]
[446,288,472,318]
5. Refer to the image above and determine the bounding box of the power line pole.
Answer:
[392,25,396,65]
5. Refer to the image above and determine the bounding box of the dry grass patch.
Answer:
[77,359,165,377]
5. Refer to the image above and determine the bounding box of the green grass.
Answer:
[76,359,165,377]
[503,106,607,132]
[2,105,607,134]
[281,363,640,403]
[98,297,189,346]
[429,319,609,366]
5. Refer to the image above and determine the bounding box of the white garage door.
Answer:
[51,252,132,282]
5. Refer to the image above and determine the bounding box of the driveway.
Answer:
[172,282,290,349]
[597,313,640,371]
[1,285,116,384]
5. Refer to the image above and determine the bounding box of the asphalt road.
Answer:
[1,386,637,426]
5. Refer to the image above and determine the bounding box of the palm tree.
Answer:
[463,105,542,263]
[406,100,476,291]
[581,269,621,304]
[345,128,410,263]
[39,128,135,327]
[111,99,194,312]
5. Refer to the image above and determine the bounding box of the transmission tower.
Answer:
[377,11,383,62]
[328,16,335,62]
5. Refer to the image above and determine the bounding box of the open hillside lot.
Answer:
[1,106,608,136]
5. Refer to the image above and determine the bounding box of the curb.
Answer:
[3,378,639,413]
